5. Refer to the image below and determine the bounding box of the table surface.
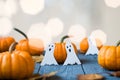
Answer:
[34,53,120,80]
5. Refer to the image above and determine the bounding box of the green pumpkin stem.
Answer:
[116,40,120,46]
[9,42,18,53]
[61,35,72,43]
[14,28,28,40]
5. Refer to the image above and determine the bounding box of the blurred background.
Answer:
[0,0,120,49]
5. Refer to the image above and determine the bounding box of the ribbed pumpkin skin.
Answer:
[80,38,88,53]
[54,43,66,64]
[54,42,77,64]
[98,46,120,70]
[0,50,34,79]
[15,39,29,53]
[0,37,15,52]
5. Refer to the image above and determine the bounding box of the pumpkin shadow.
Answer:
[80,59,91,64]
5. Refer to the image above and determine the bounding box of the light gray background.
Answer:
[9,0,120,45]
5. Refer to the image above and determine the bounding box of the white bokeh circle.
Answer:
[0,0,17,17]
[46,18,64,37]
[20,0,45,15]
[27,23,52,48]
[0,18,13,36]
[68,24,87,43]
[104,0,120,8]
[68,24,87,49]
[90,29,107,44]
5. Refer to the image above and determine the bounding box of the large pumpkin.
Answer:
[98,41,120,70]
[14,28,44,55]
[54,35,78,64]
[0,36,15,52]
[0,42,34,79]
[80,37,102,53]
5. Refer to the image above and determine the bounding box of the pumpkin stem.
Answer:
[116,40,120,46]
[9,42,18,53]
[14,28,28,40]
[60,35,73,43]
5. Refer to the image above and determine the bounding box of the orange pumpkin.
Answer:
[0,36,15,52]
[0,42,34,79]
[98,41,120,70]
[80,37,103,53]
[14,28,44,55]
[54,35,78,64]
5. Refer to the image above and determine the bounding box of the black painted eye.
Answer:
[67,46,68,48]
[69,45,71,47]
[52,45,53,47]
[49,45,50,47]
[49,48,51,51]
[69,49,71,52]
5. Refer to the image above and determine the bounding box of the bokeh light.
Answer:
[20,0,45,15]
[27,23,52,48]
[46,18,64,37]
[90,29,107,44]
[0,0,17,17]
[104,0,120,8]
[68,24,87,49]
[0,18,13,36]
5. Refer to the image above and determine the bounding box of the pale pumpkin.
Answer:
[98,41,120,70]
[80,37,102,53]
[0,42,34,79]
[14,28,44,55]
[0,36,15,52]
[54,35,78,64]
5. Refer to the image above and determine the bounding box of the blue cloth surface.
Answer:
[34,53,120,80]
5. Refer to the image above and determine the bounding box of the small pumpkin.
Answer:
[80,37,102,53]
[98,41,120,70]
[14,28,44,55]
[0,36,15,52]
[0,42,34,79]
[54,35,78,64]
